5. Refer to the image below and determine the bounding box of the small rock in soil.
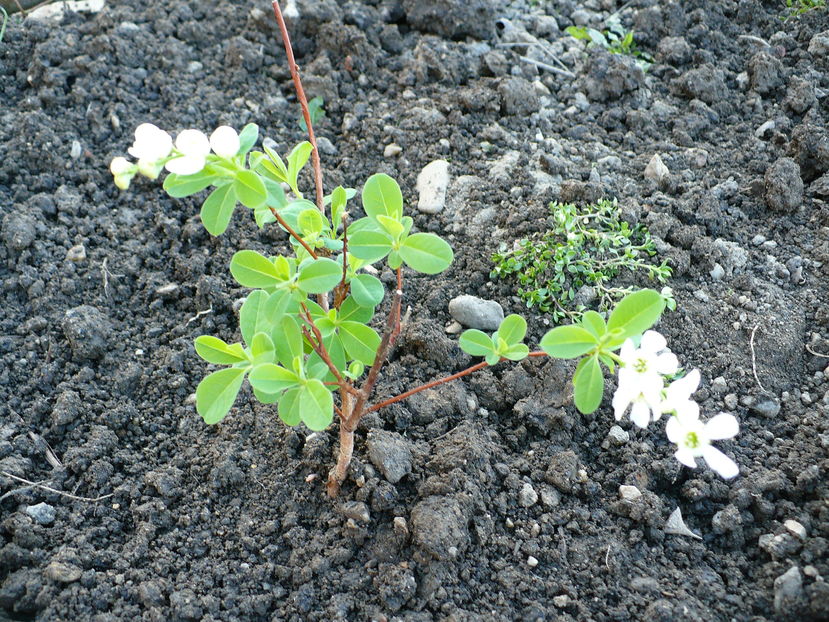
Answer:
[1,211,37,251]
[784,519,807,540]
[644,154,670,183]
[366,430,413,484]
[448,295,504,330]
[747,52,783,95]
[788,124,829,182]
[416,160,450,214]
[340,501,370,523]
[383,143,402,157]
[607,425,629,445]
[764,157,803,212]
[774,566,803,615]
[24,503,55,525]
[518,482,538,507]
[62,305,111,361]
[170,588,202,621]
[44,561,82,584]
[751,398,781,418]
[808,30,829,57]
[52,390,82,426]
[373,563,416,612]
[545,450,579,494]
[499,77,540,115]
[759,532,802,558]
[64,244,86,262]
[410,495,470,560]
[711,377,727,395]
[619,485,641,501]
[672,64,727,104]
[657,36,692,65]
[583,49,644,102]
[784,77,816,114]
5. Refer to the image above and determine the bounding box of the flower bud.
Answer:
[165,129,210,175]
[128,123,173,162]
[210,126,241,159]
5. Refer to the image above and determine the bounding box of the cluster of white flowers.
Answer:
[612,330,739,479]
[109,123,241,189]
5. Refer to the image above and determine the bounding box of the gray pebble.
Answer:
[366,430,413,484]
[518,482,538,508]
[2,211,37,251]
[774,566,803,615]
[607,425,629,445]
[25,502,56,525]
[711,377,728,395]
[45,561,82,584]
[751,398,781,418]
[340,501,370,523]
[765,157,803,213]
[448,295,504,331]
[62,306,111,361]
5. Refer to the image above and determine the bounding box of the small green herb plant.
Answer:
[109,1,739,493]
[783,0,825,18]
[566,16,653,69]
[491,199,671,323]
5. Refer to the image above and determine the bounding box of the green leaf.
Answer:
[581,311,607,339]
[339,321,381,365]
[349,230,393,263]
[502,343,530,361]
[331,185,347,232]
[297,258,342,294]
[287,141,313,189]
[163,169,218,198]
[250,332,275,365]
[274,316,303,368]
[254,205,276,229]
[350,273,384,307]
[237,123,259,155]
[362,173,403,220]
[399,233,453,274]
[539,325,598,358]
[196,368,246,424]
[494,314,527,346]
[299,96,325,132]
[376,214,404,239]
[200,183,237,236]
[485,352,501,366]
[263,177,288,209]
[298,208,325,237]
[299,379,334,431]
[262,146,289,183]
[387,250,402,270]
[263,289,298,325]
[459,329,495,357]
[339,296,373,323]
[277,387,302,426]
[253,388,280,404]
[194,335,247,365]
[605,289,666,347]
[234,170,267,209]
[572,355,604,414]
[239,290,271,344]
[230,250,283,288]
[248,363,298,395]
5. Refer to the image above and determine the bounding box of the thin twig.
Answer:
[749,324,769,394]
[271,0,325,214]
[806,344,829,358]
[1,472,113,503]
[186,307,213,324]
[518,56,576,79]
[738,34,770,48]
[269,206,317,259]
[298,305,360,396]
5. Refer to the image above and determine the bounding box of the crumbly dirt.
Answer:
[1,0,828,620]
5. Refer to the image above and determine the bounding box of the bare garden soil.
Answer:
[1,0,829,620]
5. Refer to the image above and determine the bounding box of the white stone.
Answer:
[784,520,807,540]
[644,154,669,183]
[416,160,450,214]
[383,143,402,158]
[619,485,642,501]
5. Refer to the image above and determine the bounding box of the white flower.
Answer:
[661,369,700,415]
[665,407,739,479]
[612,330,679,428]
[110,156,135,190]
[127,123,173,163]
[210,126,240,159]
[165,129,210,175]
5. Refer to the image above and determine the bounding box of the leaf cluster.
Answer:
[179,132,454,429]
[783,0,825,18]
[566,16,653,69]
[490,199,670,324]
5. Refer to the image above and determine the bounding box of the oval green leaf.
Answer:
[163,169,217,198]
[234,170,267,209]
[297,258,342,294]
[249,363,298,395]
[350,273,384,308]
[237,123,259,155]
[349,230,393,263]
[299,379,334,431]
[277,387,302,426]
[230,250,282,288]
[200,183,237,236]
[495,314,527,346]
[194,335,247,365]
[399,233,453,275]
[458,329,495,357]
[539,325,598,359]
[606,289,666,347]
[573,355,604,414]
[250,332,275,365]
[239,290,271,345]
[339,321,381,366]
[362,173,403,220]
[581,310,607,339]
[196,368,246,424]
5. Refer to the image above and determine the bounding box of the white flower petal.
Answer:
[704,413,739,440]
[673,399,700,421]
[665,416,682,443]
[655,352,679,375]
[702,445,739,479]
[612,389,629,421]
[110,156,131,175]
[668,369,700,400]
[630,400,651,428]
[619,339,636,364]
[129,123,173,162]
[210,126,241,159]
[165,155,206,176]
[175,129,210,157]
[640,330,667,353]
[674,448,697,468]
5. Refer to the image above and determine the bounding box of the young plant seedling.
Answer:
[109,1,740,493]
[491,199,671,323]
[566,15,653,69]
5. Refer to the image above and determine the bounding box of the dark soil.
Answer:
[2,0,829,620]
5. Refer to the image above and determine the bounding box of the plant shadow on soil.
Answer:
[1,0,829,620]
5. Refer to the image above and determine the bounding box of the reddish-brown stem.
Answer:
[299,305,359,396]
[327,391,356,497]
[269,206,317,259]
[365,351,549,413]
[271,0,325,214]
